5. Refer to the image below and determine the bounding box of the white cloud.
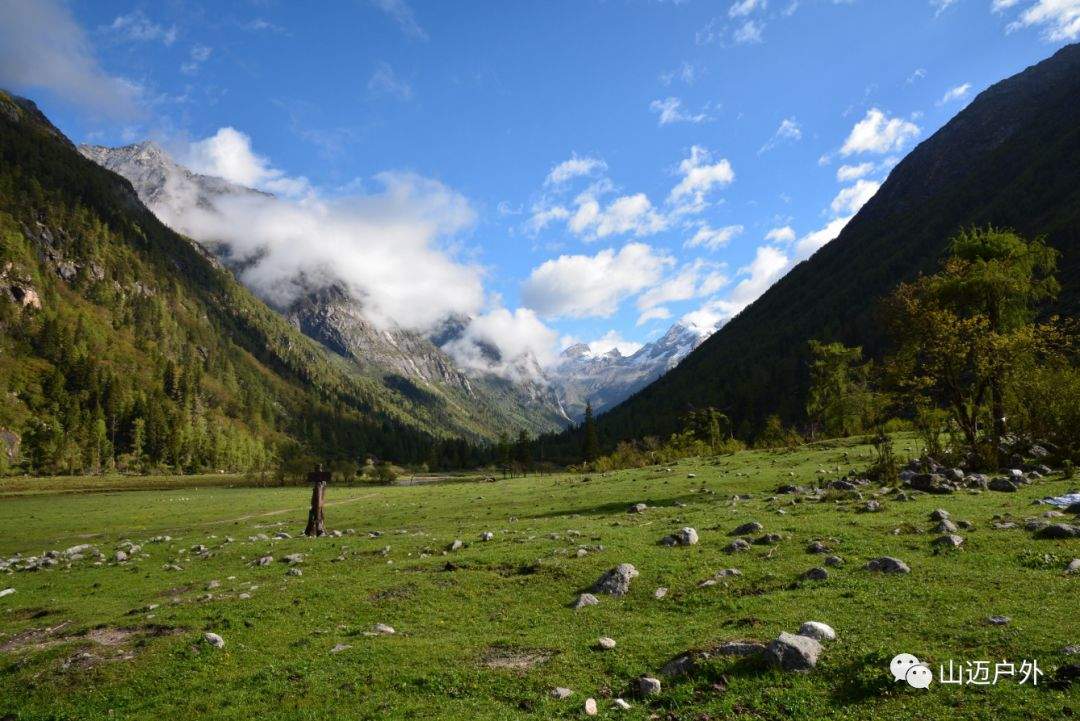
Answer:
[685,223,745,250]
[668,145,735,214]
[370,0,428,41]
[0,0,141,118]
[1000,0,1080,41]
[733,19,765,43]
[569,192,669,240]
[108,10,177,45]
[681,244,789,326]
[180,44,212,76]
[907,67,928,84]
[585,330,644,357]
[148,132,481,330]
[836,162,875,182]
[830,179,880,215]
[759,117,802,153]
[368,62,413,100]
[765,225,796,243]
[650,96,709,125]
[937,82,972,105]
[794,215,853,258]
[637,307,673,325]
[660,62,698,86]
[729,0,767,17]
[840,108,921,155]
[932,0,959,17]
[636,259,728,317]
[545,154,607,186]
[442,307,560,376]
[521,243,673,319]
[183,127,312,197]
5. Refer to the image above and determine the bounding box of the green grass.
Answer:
[1,436,1078,720]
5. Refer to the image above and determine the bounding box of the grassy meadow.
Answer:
[1,435,1078,720]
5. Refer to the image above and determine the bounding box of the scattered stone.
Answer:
[715,641,767,657]
[1036,524,1078,539]
[613,698,632,711]
[1062,645,1080,655]
[574,593,600,609]
[957,520,975,530]
[798,621,836,642]
[930,509,951,522]
[203,632,225,649]
[801,567,828,581]
[274,531,291,540]
[369,623,395,636]
[286,567,303,577]
[725,539,751,553]
[638,677,662,695]
[660,527,699,547]
[592,564,638,597]
[253,555,273,567]
[585,698,598,716]
[753,533,783,545]
[989,478,1019,493]
[861,500,882,513]
[866,557,911,574]
[660,653,697,676]
[480,532,494,541]
[686,473,697,479]
[330,643,351,654]
[163,563,183,572]
[715,568,741,577]
[933,534,965,548]
[596,637,617,651]
[449,540,464,551]
[1066,559,1080,574]
[653,587,668,599]
[935,519,959,533]
[730,521,763,536]
[0,588,14,598]
[765,632,822,671]
[987,616,1010,626]
[282,553,305,565]
[629,503,648,514]
[114,550,129,563]
[238,593,251,600]
[824,555,844,567]
[551,687,573,700]
[206,580,220,590]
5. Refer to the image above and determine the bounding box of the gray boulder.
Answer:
[592,564,639,596]
[764,632,822,671]
[866,556,911,573]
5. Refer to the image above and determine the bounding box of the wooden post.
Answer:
[304,469,331,537]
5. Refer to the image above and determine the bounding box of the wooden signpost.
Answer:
[304,469,331,537]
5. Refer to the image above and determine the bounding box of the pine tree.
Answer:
[582,401,600,466]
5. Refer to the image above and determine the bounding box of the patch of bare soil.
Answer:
[481,646,555,672]
[0,622,181,656]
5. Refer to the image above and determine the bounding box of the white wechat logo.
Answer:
[890,653,933,688]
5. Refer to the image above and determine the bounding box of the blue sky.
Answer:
[2,0,1077,369]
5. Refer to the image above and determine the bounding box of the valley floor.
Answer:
[0,436,1077,720]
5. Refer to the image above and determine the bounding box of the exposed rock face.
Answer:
[78,142,570,437]
[550,320,716,421]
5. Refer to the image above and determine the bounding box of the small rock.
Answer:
[866,556,911,573]
[987,615,1010,626]
[596,636,617,650]
[935,519,959,533]
[806,541,828,554]
[254,555,273,567]
[1036,524,1078,539]
[369,623,395,635]
[930,509,951,521]
[638,676,661,695]
[585,698,598,716]
[1066,559,1080,574]
[730,521,763,536]
[798,621,836,641]
[114,550,129,563]
[574,593,600,609]
[989,477,1019,493]
[753,533,783,545]
[801,567,828,581]
[661,527,699,546]
[653,587,668,599]
[282,553,305,565]
[286,567,303,577]
[613,698,631,710]
[725,539,751,553]
[824,555,844,567]
[629,503,647,514]
[274,531,291,539]
[764,632,822,671]
[330,643,351,654]
[449,540,464,551]
[206,580,221,590]
[551,687,573,699]
[0,588,14,598]
[660,653,696,676]
[592,564,638,597]
[933,534,965,548]
[480,532,494,541]
[203,632,225,649]
[861,500,882,513]
[715,641,766,657]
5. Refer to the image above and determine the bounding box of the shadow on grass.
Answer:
[517,495,704,521]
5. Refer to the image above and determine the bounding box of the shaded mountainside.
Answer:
[0,91,502,472]
[568,43,1080,453]
[78,141,569,438]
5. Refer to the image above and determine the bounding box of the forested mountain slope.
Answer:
[0,91,492,474]
[568,42,1080,453]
